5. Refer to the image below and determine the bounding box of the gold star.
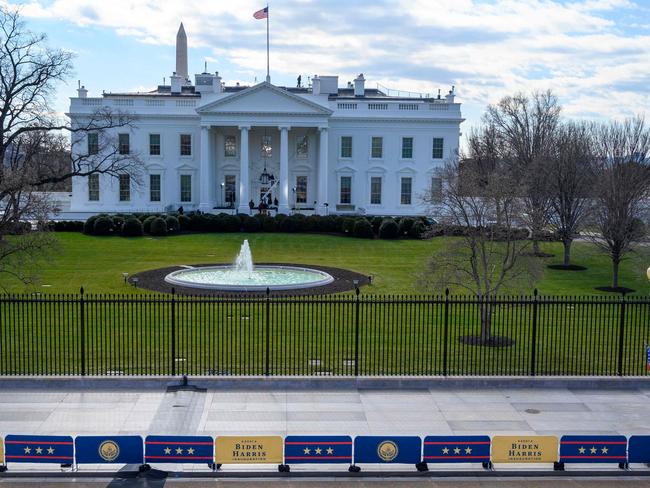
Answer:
[602,447,608,454]
[326,448,334,455]
[442,447,449,454]
[35,447,43,454]
[579,447,586,454]
[465,447,472,454]
[453,447,461,454]
[590,447,597,454]
[303,447,311,455]
[187,448,195,455]
[315,448,322,455]
[47,447,54,455]
[24,447,31,454]
[175,447,183,455]
[164,447,171,455]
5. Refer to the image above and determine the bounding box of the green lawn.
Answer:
[3,232,649,295]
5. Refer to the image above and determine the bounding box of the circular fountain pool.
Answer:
[164,265,334,291]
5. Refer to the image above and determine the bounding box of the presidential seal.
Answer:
[98,440,119,462]
[377,440,398,462]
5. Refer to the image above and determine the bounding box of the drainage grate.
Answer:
[525,408,541,414]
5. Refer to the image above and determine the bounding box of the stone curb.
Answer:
[1,376,650,390]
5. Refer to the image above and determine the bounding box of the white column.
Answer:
[317,127,329,215]
[237,125,250,214]
[199,125,211,212]
[278,125,291,214]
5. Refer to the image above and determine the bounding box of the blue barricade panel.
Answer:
[284,436,352,464]
[628,436,650,463]
[4,435,74,464]
[423,435,490,463]
[354,436,421,464]
[144,435,213,464]
[75,436,143,464]
[560,435,627,464]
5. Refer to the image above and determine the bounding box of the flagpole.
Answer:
[266,4,270,83]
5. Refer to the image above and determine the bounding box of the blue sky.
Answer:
[4,0,650,133]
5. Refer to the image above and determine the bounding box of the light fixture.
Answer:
[260,161,271,185]
[122,272,129,283]
[132,277,139,288]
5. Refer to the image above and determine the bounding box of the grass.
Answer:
[3,232,649,295]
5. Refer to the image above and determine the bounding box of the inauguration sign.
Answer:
[284,436,352,464]
[423,435,490,463]
[354,436,421,464]
[75,436,143,464]
[491,436,558,463]
[4,435,74,464]
[144,435,213,464]
[559,435,627,464]
[215,436,283,464]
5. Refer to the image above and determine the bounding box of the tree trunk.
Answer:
[563,239,572,266]
[532,238,540,256]
[612,259,620,289]
[480,300,493,341]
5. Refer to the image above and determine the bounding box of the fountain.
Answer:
[164,239,334,291]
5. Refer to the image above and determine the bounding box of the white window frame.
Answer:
[149,133,162,157]
[296,134,309,159]
[88,174,99,201]
[149,173,162,202]
[400,176,413,205]
[370,136,383,160]
[369,175,382,206]
[432,137,444,160]
[224,135,238,158]
[119,174,131,202]
[180,174,192,202]
[401,136,414,160]
[180,133,192,157]
[295,175,308,204]
[339,136,353,159]
[87,133,99,156]
[339,175,352,204]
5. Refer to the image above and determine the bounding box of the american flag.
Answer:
[253,6,268,19]
[646,343,650,372]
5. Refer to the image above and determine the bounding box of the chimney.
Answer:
[214,71,222,93]
[445,85,455,103]
[170,72,182,94]
[194,71,223,94]
[312,75,321,95]
[176,23,188,81]
[354,73,365,97]
[77,85,88,98]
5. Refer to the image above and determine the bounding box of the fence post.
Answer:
[265,287,270,377]
[79,287,86,377]
[443,289,449,377]
[171,287,176,376]
[530,289,539,377]
[617,292,626,377]
[354,285,360,377]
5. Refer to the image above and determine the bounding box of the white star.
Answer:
[303,447,311,455]
[453,447,461,454]
[465,447,472,454]
[442,447,449,454]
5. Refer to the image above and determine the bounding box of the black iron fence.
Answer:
[1,290,649,376]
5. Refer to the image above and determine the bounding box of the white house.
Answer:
[68,24,463,217]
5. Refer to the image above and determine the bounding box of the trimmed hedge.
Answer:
[379,218,399,239]
[121,217,144,237]
[93,216,113,236]
[353,218,374,239]
[165,216,180,233]
[149,217,168,236]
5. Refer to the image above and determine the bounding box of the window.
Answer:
[296,135,309,158]
[370,176,382,205]
[371,137,383,159]
[119,174,130,202]
[340,136,352,158]
[150,174,161,202]
[225,175,236,204]
[87,133,99,155]
[118,134,130,155]
[261,135,272,158]
[400,177,412,205]
[401,137,413,159]
[225,135,237,157]
[149,134,161,156]
[296,176,307,204]
[180,134,192,156]
[340,176,352,204]
[180,175,192,202]
[431,176,443,203]
[88,174,99,201]
[432,137,444,159]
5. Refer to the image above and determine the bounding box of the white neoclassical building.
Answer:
[68,24,463,217]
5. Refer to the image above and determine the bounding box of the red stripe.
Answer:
[285,442,351,445]
[6,455,73,460]
[561,441,626,445]
[424,455,489,459]
[145,441,212,445]
[561,455,626,459]
[145,456,213,460]
[285,456,351,460]
[424,442,490,445]
[6,441,72,445]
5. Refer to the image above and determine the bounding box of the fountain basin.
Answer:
[164,265,335,291]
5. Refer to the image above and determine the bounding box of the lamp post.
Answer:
[122,272,129,284]
[220,182,224,208]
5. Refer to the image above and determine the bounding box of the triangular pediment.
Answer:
[196,82,332,116]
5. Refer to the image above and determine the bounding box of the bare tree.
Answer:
[547,121,596,268]
[422,131,542,345]
[484,90,561,255]
[0,7,141,285]
[589,116,650,291]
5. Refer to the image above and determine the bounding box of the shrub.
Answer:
[398,217,416,236]
[143,216,158,234]
[341,217,356,235]
[258,215,277,232]
[93,216,113,236]
[149,217,168,236]
[409,221,426,239]
[178,214,191,231]
[53,221,84,232]
[83,215,100,235]
[242,215,261,232]
[279,214,307,233]
[121,217,144,237]
[379,218,399,239]
[165,215,180,233]
[353,218,374,239]
[221,215,242,232]
[371,216,384,235]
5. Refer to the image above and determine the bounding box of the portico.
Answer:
[196,82,332,215]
